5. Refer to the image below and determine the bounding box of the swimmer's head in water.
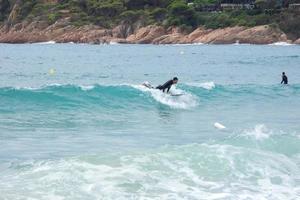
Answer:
[282,72,285,75]
[173,77,178,84]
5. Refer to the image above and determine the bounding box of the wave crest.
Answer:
[0,84,199,110]
[185,82,215,90]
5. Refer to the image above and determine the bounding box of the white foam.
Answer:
[269,42,294,46]
[171,43,204,46]
[186,82,215,90]
[1,143,299,200]
[79,85,95,91]
[14,86,39,90]
[33,41,56,45]
[234,40,240,45]
[44,83,63,88]
[109,41,119,45]
[244,124,272,140]
[132,84,198,109]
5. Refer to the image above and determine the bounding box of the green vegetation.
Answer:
[197,10,273,29]
[0,0,300,38]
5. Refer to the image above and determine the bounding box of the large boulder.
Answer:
[234,25,289,44]
[182,27,213,43]
[294,38,300,44]
[153,33,184,44]
[193,26,247,44]
[181,25,289,44]
[126,25,166,44]
[112,24,134,38]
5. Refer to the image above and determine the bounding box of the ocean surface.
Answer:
[0,43,300,200]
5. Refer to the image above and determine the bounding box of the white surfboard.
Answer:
[142,82,153,89]
[170,93,184,97]
[214,122,226,130]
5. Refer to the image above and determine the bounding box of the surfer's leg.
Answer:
[156,85,162,90]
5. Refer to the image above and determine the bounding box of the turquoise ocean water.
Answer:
[0,43,300,199]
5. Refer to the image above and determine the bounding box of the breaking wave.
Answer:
[1,139,299,200]
[1,83,299,111]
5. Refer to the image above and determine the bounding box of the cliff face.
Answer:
[294,38,300,44]
[0,19,293,45]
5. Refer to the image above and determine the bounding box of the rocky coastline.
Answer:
[0,18,298,45]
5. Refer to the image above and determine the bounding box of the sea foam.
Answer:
[132,84,198,109]
[33,41,56,45]
[269,42,294,46]
[186,82,216,90]
[243,124,272,140]
[1,143,299,200]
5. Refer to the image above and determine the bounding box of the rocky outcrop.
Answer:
[0,19,294,44]
[126,25,166,44]
[231,26,289,44]
[180,27,213,43]
[132,26,290,44]
[152,27,187,44]
[294,38,300,44]
[128,25,290,45]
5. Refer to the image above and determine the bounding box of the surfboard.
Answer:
[142,82,184,96]
[170,93,184,97]
[142,82,153,89]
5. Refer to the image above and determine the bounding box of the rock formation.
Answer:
[0,20,294,44]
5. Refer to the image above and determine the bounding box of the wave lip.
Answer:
[2,83,300,110]
[0,83,199,110]
[185,82,215,90]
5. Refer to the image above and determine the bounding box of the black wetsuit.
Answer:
[281,75,288,84]
[156,80,173,93]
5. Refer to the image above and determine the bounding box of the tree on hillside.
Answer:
[168,0,197,27]
[86,0,125,17]
[0,0,10,20]
[124,0,172,9]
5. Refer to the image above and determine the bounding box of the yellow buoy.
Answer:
[49,68,56,75]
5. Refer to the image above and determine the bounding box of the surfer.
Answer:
[281,72,288,84]
[156,77,178,93]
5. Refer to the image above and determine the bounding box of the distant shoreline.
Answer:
[1,22,299,45]
[0,42,297,46]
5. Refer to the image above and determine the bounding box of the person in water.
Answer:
[156,77,178,93]
[281,72,288,84]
